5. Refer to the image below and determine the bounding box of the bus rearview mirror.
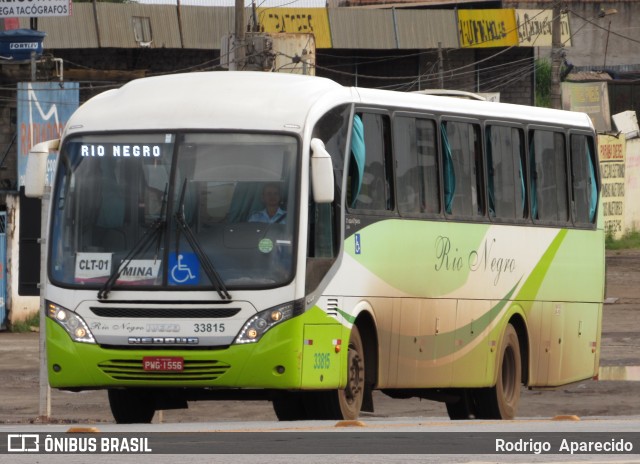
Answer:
[310,138,334,204]
[25,139,60,199]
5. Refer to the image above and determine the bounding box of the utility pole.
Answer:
[550,2,562,109]
[234,0,245,70]
[603,19,612,68]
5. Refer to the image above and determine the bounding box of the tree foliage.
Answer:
[535,59,551,108]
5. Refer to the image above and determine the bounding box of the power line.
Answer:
[568,8,640,46]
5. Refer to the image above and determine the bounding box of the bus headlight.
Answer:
[46,301,96,344]
[234,302,296,344]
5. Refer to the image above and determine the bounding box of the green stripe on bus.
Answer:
[514,229,567,303]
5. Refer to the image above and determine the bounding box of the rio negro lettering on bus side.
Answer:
[80,144,162,158]
[435,236,516,285]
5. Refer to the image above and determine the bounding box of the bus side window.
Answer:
[348,112,394,211]
[441,120,483,217]
[394,116,440,215]
[530,130,568,223]
[570,134,598,225]
[486,125,526,220]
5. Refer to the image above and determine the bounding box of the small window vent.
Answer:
[132,16,153,47]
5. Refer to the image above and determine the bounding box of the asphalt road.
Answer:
[2,417,640,463]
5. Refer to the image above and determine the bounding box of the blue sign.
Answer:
[17,82,79,188]
[355,233,361,255]
[168,252,200,285]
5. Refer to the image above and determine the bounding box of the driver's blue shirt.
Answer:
[248,208,287,224]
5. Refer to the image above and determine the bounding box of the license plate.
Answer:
[142,356,184,371]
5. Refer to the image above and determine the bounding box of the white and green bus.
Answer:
[26,71,604,423]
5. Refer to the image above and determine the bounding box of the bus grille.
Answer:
[90,307,241,318]
[97,359,231,382]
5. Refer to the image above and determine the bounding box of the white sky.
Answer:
[138,0,327,7]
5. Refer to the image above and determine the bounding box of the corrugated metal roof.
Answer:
[180,6,235,49]
[18,6,99,49]
[395,9,458,48]
[96,3,182,48]
[333,0,479,7]
[16,5,470,50]
[141,0,327,6]
[328,9,396,49]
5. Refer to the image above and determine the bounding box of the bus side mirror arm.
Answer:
[25,139,60,199]
[310,138,334,204]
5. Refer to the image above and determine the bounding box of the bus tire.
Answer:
[476,324,521,419]
[336,324,366,420]
[330,324,366,420]
[108,389,155,424]
[304,325,366,420]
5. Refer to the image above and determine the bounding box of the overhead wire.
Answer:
[311,6,556,90]
[9,1,618,102]
[59,3,555,92]
[568,8,640,45]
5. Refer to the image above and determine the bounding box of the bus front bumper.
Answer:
[45,308,348,391]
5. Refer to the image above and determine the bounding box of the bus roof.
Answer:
[64,71,350,136]
[64,71,594,137]
[355,86,594,129]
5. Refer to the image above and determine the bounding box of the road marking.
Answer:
[335,420,367,427]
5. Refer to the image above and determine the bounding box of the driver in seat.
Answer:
[248,183,287,224]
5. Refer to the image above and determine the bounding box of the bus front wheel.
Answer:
[302,325,366,420]
[108,389,156,424]
[337,324,365,419]
[476,323,522,419]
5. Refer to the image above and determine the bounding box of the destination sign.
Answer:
[80,144,165,158]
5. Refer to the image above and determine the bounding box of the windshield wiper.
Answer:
[97,185,168,300]
[174,179,231,300]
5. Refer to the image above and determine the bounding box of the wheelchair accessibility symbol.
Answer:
[169,252,200,285]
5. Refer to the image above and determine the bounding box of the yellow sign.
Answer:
[598,135,626,238]
[516,10,571,47]
[257,8,332,49]
[458,9,519,48]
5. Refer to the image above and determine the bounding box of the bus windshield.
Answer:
[49,132,298,291]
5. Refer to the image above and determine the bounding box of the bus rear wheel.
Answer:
[476,323,521,419]
[108,389,156,424]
